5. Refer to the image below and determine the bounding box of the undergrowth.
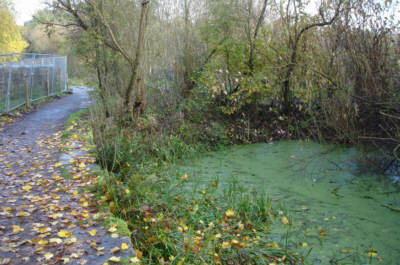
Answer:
[94,162,303,265]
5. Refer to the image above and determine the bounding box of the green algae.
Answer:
[179,141,400,264]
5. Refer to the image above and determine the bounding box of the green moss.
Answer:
[60,166,73,179]
[64,108,89,129]
[62,108,89,141]
[100,215,131,237]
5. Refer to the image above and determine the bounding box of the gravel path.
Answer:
[0,87,134,265]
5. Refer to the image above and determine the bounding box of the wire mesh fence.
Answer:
[0,53,68,114]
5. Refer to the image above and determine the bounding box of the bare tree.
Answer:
[46,0,150,116]
[278,0,344,113]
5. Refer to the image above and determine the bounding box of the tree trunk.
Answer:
[248,0,268,73]
[125,0,150,112]
[282,45,297,113]
[182,0,194,98]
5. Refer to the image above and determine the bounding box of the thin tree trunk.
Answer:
[125,0,150,111]
[248,0,268,73]
[282,44,297,113]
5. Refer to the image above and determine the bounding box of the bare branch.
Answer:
[89,0,134,66]
[297,0,344,42]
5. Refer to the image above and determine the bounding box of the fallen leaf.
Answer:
[130,257,140,264]
[11,225,24,233]
[57,230,72,238]
[134,249,143,259]
[44,252,54,260]
[65,236,77,245]
[109,247,120,254]
[49,238,63,244]
[108,256,121,263]
[222,241,231,249]
[121,242,129,250]
[88,229,97,236]
[225,209,235,217]
[16,212,29,217]
[281,216,290,225]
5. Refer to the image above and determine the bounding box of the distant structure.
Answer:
[0,53,67,113]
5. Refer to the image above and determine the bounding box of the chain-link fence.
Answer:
[0,53,68,114]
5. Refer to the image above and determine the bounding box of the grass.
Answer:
[99,215,131,237]
[62,99,302,264]
[86,127,303,265]
[93,165,302,265]
[61,108,89,141]
[60,166,73,180]
[68,78,97,89]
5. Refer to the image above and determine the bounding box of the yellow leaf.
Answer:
[181,174,188,181]
[108,256,121,263]
[88,229,97,236]
[214,233,222,239]
[225,209,235,217]
[267,242,279,248]
[82,201,89,207]
[11,225,24,233]
[38,239,49,246]
[130,257,140,264]
[65,236,77,245]
[22,185,32,191]
[49,238,62,244]
[50,213,63,219]
[222,241,231,249]
[44,252,54,260]
[3,207,13,212]
[39,227,51,233]
[16,211,29,217]
[108,226,117,233]
[57,230,72,238]
[281,216,289,225]
[121,243,129,250]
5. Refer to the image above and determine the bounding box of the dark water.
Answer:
[179,141,400,264]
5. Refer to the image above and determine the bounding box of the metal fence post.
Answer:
[46,69,50,96]
[59,69,62,95]
[51,57,55,95]
[5,66,11,113]
[65,56,68,91]
[30,54,35,102]
[25,71,30,108]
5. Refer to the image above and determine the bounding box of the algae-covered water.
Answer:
[179,141,400,264]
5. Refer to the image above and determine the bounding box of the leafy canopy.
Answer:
[0,1,28,54]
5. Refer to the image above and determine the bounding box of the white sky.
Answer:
[9,0,399,26]
[10,0,46,25]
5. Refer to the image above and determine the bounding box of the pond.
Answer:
[179,141,400,264]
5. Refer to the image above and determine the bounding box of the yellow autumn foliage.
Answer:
[0,2,28,55]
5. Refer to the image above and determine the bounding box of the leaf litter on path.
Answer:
[0,108,134,264]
